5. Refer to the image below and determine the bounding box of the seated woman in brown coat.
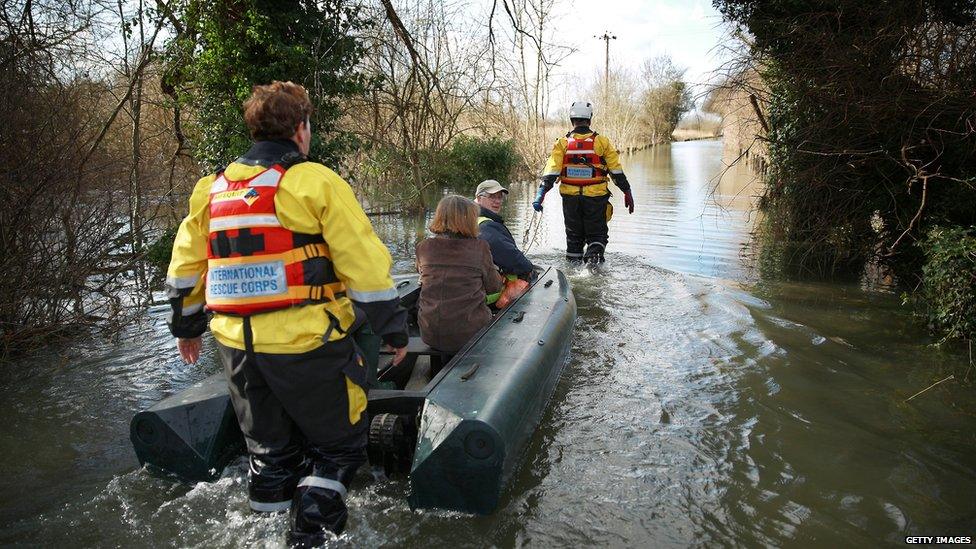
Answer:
[416,195,503,356]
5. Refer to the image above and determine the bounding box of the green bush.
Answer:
[432,136,521,191]
[919,226,976,342]
[715,1,976,286]
[351,137,522,210]
[145,226,179,273]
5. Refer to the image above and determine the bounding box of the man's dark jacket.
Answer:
[477,206,533,276]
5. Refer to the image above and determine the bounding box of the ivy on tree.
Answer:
[164,0,371,170]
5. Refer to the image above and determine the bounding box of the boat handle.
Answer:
[397,280,410,288]
[544,279,553,288]
[512,311,525,323]
[460,363,480,381]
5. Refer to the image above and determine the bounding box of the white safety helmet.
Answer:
[569,100,593,120]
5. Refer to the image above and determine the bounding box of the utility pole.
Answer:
[594,31,616,98]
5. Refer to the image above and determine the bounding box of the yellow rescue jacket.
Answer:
[542,131,626,197]
[166,161,398,354]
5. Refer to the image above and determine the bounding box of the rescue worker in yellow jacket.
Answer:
[165,81,408,546]
[533,100,635,263]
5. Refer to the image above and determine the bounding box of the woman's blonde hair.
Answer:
[429,195,479,238]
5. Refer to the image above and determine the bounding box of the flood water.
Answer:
[1,139,973,547]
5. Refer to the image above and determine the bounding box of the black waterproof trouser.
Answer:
[216,319,368,544]
[561,192,611,263]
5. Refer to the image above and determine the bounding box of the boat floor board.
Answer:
[405,356,431,391]
[380,336,438,356]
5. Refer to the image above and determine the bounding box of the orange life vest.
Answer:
[560,132,608,186]
[494,277,530,308]
[205,163,345,316]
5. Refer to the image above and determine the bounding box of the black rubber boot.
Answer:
[287,446,364,545]
[287,486,346,547]
[580,194,610,263]
[248,450,309,513]
[583,242,605,264]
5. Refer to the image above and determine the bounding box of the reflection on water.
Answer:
[608,141,759,280]
[493,139,761,281]
[1,140,973,547]
[373,139,760,281]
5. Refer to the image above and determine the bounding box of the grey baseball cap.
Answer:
[475,179,509,196]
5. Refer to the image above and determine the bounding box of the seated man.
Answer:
[474,179,534,278]
[474,179,534,308]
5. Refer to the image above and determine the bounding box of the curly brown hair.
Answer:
[243,81,313,141]
[429,195,479,238]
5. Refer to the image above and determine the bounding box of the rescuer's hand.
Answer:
[387,345,408,366]
[532,183,548,212]
[177,337,202,364]
[624,191,635,214]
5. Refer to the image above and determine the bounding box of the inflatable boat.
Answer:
[130,266,576,514]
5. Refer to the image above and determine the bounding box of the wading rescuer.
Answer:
[164,81,408,546]
[532,100,635,263]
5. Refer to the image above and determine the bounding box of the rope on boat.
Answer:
[522,211,545,254]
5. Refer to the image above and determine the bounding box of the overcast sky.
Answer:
[541,0,731,105]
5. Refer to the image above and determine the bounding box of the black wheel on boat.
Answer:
[369,413,404,451]
[368,413,415,477]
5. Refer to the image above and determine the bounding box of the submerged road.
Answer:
[0,140,973,546]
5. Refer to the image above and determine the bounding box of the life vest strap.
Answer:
[306,282,346,302]
[558,178,605,186]
[296,242,332,262]
[208,242,331,267]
